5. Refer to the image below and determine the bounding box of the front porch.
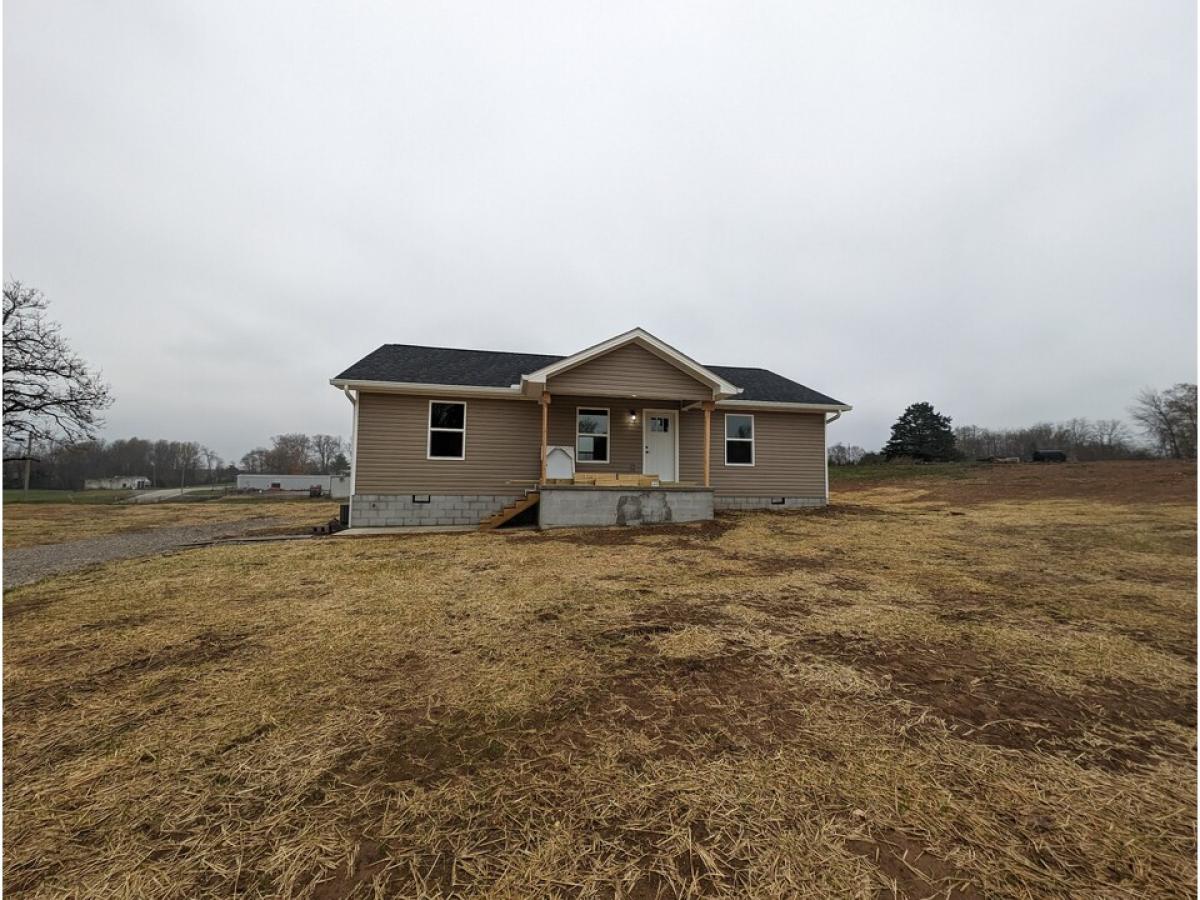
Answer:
[535,393,721,487]
[480,474,714,531]
[514,364,725,529]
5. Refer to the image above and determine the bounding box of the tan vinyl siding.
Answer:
[354,393,825,498]
[355,392,540,494]
[547,343,713,401]
[547,398,681,475]
[679,409,827,497]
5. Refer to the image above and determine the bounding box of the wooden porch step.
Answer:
[480,491,540,531]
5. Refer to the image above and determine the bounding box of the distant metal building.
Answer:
[236,474,351,497]
[84,475,152,490]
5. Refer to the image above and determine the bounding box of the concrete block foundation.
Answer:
[350,494,519,527]
[349,490,825,530]
[714,496,826,511]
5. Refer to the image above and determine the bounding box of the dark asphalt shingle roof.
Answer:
[335,345,562,388]
[704,365,844,406]
[335,344,845,406]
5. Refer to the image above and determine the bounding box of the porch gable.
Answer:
[543,342,715,401]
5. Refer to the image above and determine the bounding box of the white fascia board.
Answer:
[520,327,742,396]
[329,378,528,399]
[716,399,853,413]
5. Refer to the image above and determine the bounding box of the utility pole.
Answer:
[23,432,32,494]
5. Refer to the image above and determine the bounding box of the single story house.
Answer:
[331,328,850,529]
[84,475,151,490]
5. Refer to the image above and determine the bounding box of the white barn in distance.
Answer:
[84,475,152,490]
[236,474,351,497]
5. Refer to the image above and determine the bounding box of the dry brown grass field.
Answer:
[3,460,1195,898]
[3,496,342,548]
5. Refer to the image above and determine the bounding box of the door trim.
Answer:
[641,408,679,482]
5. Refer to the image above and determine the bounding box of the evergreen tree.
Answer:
[884,402,959,461]
[330,451,351,475]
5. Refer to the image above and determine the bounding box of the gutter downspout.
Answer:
[342,386,358,523]
[823,410,842,503]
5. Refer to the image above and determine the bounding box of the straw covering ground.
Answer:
[3,461,1195,897]
[3,496,340,549]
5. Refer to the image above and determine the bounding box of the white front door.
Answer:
[642,410,677,482]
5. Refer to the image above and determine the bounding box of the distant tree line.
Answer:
[3,438,231,491]
[829,384,1197,465]
[4,432,350,491]
[238,433,349,477]
[952,419,1143,462]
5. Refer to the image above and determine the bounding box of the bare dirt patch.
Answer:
[846,826,984,900]
[5,626,262,719]
[801,632,1196,769]
[569,654,811,759]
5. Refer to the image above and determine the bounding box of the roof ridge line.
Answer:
[378,342,564,358]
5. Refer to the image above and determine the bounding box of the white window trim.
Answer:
[576,405,611,464]
[427,399,467,460]
[724,412,755,467]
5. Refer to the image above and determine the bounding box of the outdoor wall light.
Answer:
[628,409,638,422]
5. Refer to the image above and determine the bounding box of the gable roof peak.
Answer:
[521,328,742,397]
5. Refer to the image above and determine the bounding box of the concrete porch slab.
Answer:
[538,485,714,529]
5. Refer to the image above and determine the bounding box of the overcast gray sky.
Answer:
[5,1,1196,461]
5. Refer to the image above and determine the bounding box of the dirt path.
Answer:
[3,517,302,589]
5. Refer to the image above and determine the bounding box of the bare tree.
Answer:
[1062,418,1095,448]
[827,443,866,465]
[1093,419,1132,451]
[1165,384,1198,458]
[201,446,223,484]
[4,281,112,447]
[240,448,268,473]
[311,434,343,474]
[265,433,313,474]
[178,441,202,487]
[1131,385,1197,458]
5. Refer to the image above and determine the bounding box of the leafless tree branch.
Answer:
[4,281,113,445]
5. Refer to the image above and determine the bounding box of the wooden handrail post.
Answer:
[702,400,715,488]
[539,391,551,483]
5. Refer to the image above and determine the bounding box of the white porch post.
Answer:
[539,390,550,483]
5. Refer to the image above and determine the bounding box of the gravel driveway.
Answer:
[4,517,304,589]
